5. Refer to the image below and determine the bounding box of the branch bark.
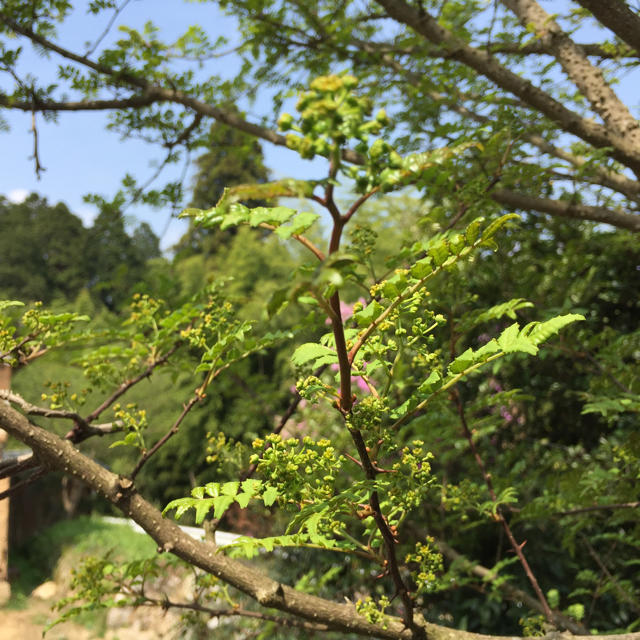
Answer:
[490,189,640,231]
[501,0,640,146]
[575,0,640,55]
[372,0,640,176]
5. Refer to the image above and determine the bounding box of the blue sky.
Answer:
[2,2,639,251]
[0,1,326,250]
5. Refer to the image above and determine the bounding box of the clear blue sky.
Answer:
[0,1,326,251]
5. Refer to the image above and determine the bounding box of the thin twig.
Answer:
[130,395,200,479]
[0,453,38,480]
[84,344,180,423]
[30,107,44,178]
[84,0,132,56]
[0,466,47,501]
[134,595,331,631]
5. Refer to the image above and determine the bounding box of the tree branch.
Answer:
[501,0,640,147]
[2,402,640,640]
[372,0,640,176]
[490,189,640,231]
[575,0,640,55]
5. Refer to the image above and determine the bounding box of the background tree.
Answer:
[84,197,161,310]
[0,194,87,303]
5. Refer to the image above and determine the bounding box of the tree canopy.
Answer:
[1,3,639,640]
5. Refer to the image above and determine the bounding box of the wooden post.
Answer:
[0,363,12,604]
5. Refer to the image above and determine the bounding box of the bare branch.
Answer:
[575,0,640,55]
[485,41,638,58]
[0,453,37,481]
[133,596,331,632]
[130,394,200,480]
[490,189,640,231]
[501,0,640,146]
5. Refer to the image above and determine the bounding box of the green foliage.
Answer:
[2,70,638,638]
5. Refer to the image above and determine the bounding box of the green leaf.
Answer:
[353,300,384,327]
[250,206,296,227]
[274,211,320,238]
[195,498,216,525]
[497,323,538,355]
[523,314,584,346]
[222,481,240,497]
[213,495,235,520]
[291,343,337,367]
[262,485,279,507]
[0,300,25,311]
[449,348,475,374]
[235,492,252,508]
[419,370,443,394]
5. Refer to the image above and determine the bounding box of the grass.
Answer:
[9,515,157,605]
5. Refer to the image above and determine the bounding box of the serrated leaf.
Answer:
[235,492,252,508]
[291,342,337,367]
[465,218,484,245]
[428,241,451,267]
[419,369,443,394]
[204,482,221,497]
[409,256,433,279]
[195,498,216,525]
[213,495,235,520]
[262,485,279,507]
[222,481,240,497]
[449,348,475,374]
[480,213,520,244]
[275,211,320,238]
[250,206,296,226]
[241,478,262,496]
[497,323,538,355]
[353,300,384,327]
[523,314,584,346]
[191,486,205,499]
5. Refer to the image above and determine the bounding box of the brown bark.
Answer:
[501,0,640,148]
[490,189,640,231]
[372,0,640,176]
[575,0,640,55]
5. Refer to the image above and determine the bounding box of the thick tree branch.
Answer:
[485,41,638,58]
[372,0,640,176]
[501,0,640,146]
[575,0,640,55]
[490,189,640,231]
[344,37,640,205]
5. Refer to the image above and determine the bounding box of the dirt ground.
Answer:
[0,597,94,640]
[0,594,186,639]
